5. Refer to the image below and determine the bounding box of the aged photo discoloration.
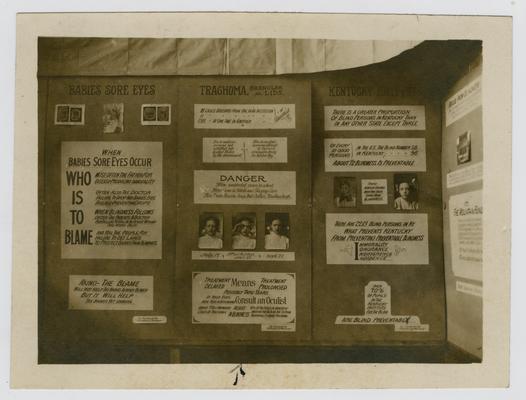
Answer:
[10,12,513,390]
[37,35,481,362]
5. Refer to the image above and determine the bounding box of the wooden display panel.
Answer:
[311,62,446,344]
[40,77,178,343]
[173,77,312,344]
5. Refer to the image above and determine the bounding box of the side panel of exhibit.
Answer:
[442,55,483,359]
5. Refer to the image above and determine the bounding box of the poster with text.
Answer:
[192,271,296,329]
[326,213,429,265]
[445,77,481,127]
[361,179,388,205]
[324,138,426,172]
[202,137,287,163]
[195,104,295,129]
[69,275,154,310]
[449,190,483,281]
[324,105,425,131]
[194,170,296,205]
[335,281,429,332]
[61,141,162,259]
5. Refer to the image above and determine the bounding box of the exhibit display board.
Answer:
[40,77,178,341]
[37,38,484,361]
[173,77,311,342]
[310,65,446,344]
[39,75,312,345]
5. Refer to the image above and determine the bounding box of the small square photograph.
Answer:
[394,173,419,210]
[197,213,223,249]
[54,104,85,125]
[157,106,170,122]
[232,213,256,250]
[103,103,124,133]
[141,104,171,125]
[456,131,472,165]
[69,106,83,123]
[142,106,157,122]
[56,105,69,122]
[264,213,290,250]
[334,177,357,208]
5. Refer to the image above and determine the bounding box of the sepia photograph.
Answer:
[393,173,419,210]
[102,103,124,133]
[198,213,223,249]
[264,212,290,250]
[141,103,172,125]
[457,131,472,165]
[7,10,516,392]
[334,177,357,208]
[232,213,257,249]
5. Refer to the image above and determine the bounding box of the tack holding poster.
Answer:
[61,141,162,259]
[68,275,154,310]
[194,170,296,205]
[324,138,426,172]
[203,137,287,163]
[194,104,295,129]
[192,271,296,328]
[324,105,425,131]
[326,213,429,265]
[449,190,483,281]
[335,281,429,332]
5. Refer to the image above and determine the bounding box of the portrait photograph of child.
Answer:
[232,213,257,250]
[197,213,223,249]
[334,177,357,208]
[264,213,290,250]
[393,174,419,210]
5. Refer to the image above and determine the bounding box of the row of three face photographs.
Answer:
[197,213,291,250]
